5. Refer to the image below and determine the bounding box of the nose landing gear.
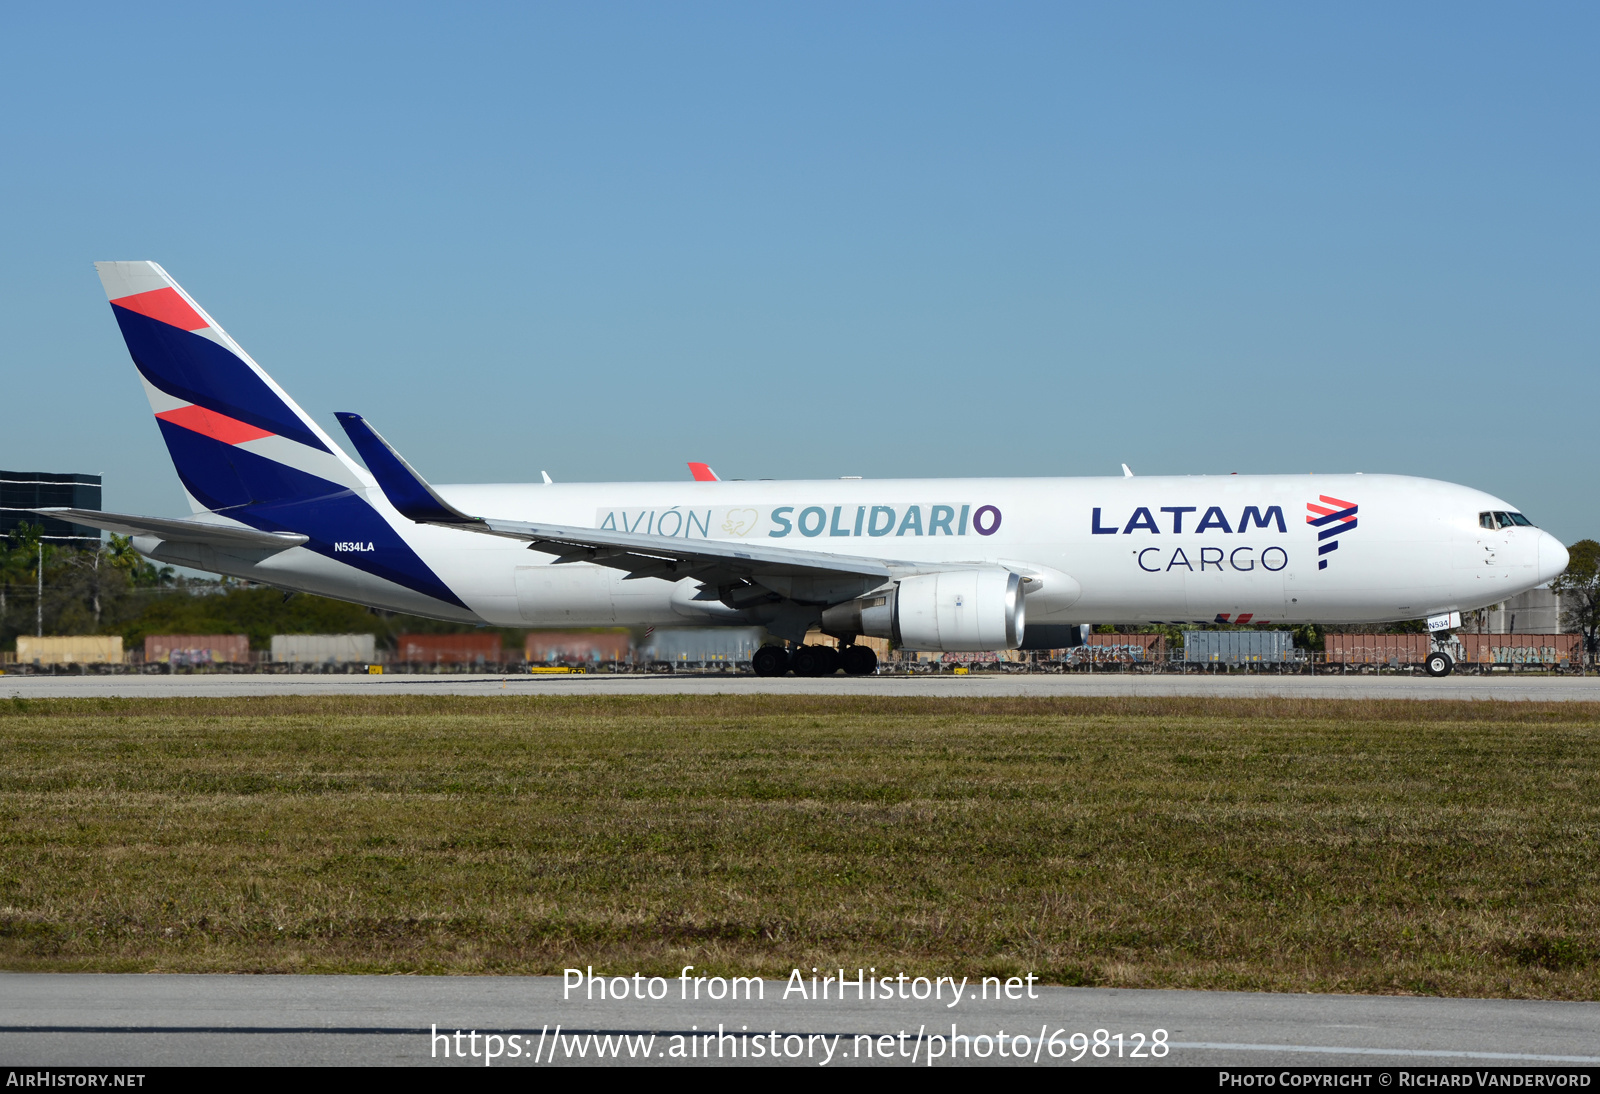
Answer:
[1425,612,1462,679]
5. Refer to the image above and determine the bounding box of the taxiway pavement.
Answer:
[2,973,1597,1068]
[3,670,1597,701]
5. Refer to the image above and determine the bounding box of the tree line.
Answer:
[0,523,514,654]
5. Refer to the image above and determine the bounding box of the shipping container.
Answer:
[15,636,122,665]
[396,633,502,664]
[638,627,765,664]
[524,630,632,664]
[921,648,1026,663]
[272,634,377,664]
[1323,633,1432,665]
[1457,633,1579,665]
[1183,630,1296,664]
[1069,633,1167,663]
[146,634,250,666]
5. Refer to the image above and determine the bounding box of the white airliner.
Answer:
[38,262,1569,678]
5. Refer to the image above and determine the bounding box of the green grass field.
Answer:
[1,694,1597,997]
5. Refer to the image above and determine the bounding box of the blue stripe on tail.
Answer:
[157,424,467,609]
[113,305,329,451]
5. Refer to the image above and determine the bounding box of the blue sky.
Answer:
[2,2,1595,542]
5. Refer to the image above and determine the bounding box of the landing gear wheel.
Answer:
[814,645,841,676]
[1425,651,1453,678]
[790,645,841,677]
[752,645,790,678]
[840,645,878,676]
[790,646,821,677]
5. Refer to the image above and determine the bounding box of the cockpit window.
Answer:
[1479,511,1535,529]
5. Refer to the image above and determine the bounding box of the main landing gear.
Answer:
[790,645,839,677]
[750,643,879,677]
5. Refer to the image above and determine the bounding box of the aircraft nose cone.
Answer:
[1538,532,1569,585]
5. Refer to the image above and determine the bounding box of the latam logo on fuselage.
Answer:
[1096,500,1359,576]
[1306,495,1358,570]
[1091,505,1288,535]
[1094,505,1293,573]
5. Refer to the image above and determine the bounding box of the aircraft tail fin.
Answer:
[95,261,369,514]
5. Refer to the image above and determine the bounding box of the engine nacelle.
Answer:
[823,569,1026,651]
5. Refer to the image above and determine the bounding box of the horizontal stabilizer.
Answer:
[334,413,482,525]
[30,508,309,550]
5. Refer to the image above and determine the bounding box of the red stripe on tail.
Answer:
[156,405,274,444]
[110,287,209,331]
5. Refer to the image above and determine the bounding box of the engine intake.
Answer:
[822,569,1026,652]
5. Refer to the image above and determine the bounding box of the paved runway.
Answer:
[1,974,1596,1068]
[3,670,1598,701]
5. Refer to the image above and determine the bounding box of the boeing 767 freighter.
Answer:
[34,262,1569,678]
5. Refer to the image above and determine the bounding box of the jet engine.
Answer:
[821,568,1026,652]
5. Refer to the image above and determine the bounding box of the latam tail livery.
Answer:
[39,262,1569,677]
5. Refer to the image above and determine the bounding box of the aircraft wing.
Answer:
[468,514,896,585]
[334,412,904,592]
[28,508,309,550]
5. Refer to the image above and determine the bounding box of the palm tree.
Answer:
[105,534,172,587]
[106,534,142,575]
